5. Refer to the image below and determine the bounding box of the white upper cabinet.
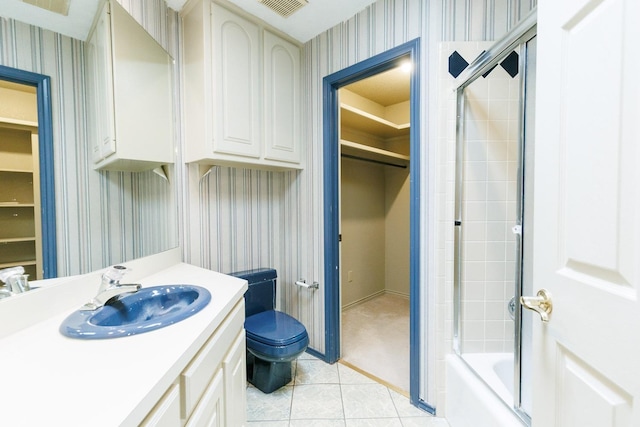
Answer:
[212,4,261,158]
[182,0,302,171]
[263,30,301,164]
[86,0,174,172]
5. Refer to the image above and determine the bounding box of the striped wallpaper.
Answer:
[0,0,535,411]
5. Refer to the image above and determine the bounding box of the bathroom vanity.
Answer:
[0,249,247,426]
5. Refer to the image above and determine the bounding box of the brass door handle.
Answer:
[520,289,553,322]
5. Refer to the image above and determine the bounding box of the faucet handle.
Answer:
[103,265,130,284]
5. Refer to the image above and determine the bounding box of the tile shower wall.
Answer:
[458,47,519,353]
[0,0,179,275]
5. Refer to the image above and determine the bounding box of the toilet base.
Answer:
[247,352,293,394]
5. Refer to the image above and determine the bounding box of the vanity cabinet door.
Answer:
[211,3,261,159]
[263,30,301,165]
[185,369,224,427]
[223,331,246,427]
[140,382,181,427]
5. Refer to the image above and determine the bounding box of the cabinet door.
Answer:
[140,382,181,427]
[263,31,301,164]
[87,1,116,161]
[211,4,261,158]
[185,369,224,427]
[223,331,246,427]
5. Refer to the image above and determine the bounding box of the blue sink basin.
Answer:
[60,285,211,339]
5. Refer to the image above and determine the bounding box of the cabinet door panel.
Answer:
[212,4,260,158]
[224,331,246,427]
[181,302,244,418]
[185,369,224,427]
[87,2,116,161]
[140,382,181,427]
[263,31,300,164]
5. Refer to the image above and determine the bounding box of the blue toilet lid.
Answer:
[245,310,308,346]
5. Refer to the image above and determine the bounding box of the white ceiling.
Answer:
[345,65,411,107]
[0,0,377,43]
[0,0,100,41]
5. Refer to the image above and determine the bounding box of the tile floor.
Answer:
[246,352,450,426]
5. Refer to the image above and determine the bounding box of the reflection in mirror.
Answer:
[0,68,56,281]
[0,0,179,293]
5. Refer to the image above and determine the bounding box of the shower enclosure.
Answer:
[453,12,536,424]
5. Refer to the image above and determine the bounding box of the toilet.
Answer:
[230,268,309,393]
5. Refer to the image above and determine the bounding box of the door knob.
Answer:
[520,289,553,322]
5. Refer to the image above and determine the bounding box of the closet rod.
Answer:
[341,153,408,169]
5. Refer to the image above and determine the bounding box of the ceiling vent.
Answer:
[259,0,308,18]
[21,0,70,16]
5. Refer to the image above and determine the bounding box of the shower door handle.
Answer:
[520,289,553,322]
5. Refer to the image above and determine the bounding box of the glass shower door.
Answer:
[453,19,537,424]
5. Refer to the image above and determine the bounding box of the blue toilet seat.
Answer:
[245,310,308,361]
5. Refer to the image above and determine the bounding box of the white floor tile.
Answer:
[245,354,447,426]
[341,384,398,419]
[246,384,293,421]
[295,359,340,384]
[247,422,289,427]
[389,390,432,418]
[346,419,404,426]
[290,420,347,427]
[400,417,450,426]
[290,384,344,419]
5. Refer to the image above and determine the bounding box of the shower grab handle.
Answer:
[520,289,553,322]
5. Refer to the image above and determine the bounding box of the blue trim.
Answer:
[415,399,436,415]
[0,65,57,278]
[407,39,423,409]
[322,39,430,408]
[304,347,326,361]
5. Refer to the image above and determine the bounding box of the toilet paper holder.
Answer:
[295,279,319,290]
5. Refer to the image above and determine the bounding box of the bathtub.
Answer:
[445,354,525,427]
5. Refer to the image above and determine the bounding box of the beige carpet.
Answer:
[341,293,410,392]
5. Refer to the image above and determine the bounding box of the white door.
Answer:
[532,0,640,426]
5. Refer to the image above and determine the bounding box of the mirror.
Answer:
[0,1,179,290]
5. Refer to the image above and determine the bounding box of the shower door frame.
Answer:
[452,10,537,425]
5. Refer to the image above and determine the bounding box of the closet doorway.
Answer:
[0,66,57,279]
[323,39,430,410]
[339,67,411,392]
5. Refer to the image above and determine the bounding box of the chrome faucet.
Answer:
[0,266,29,295]
[80,265,141,311]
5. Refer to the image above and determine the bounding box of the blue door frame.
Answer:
[0,65,57,279]
[322,38,433,413]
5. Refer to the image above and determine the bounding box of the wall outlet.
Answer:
[348,270,353,282]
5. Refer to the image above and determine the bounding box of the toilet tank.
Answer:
[228,268,277,317]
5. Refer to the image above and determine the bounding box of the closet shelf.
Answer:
[0,260,36,269]
[0,117,38,128]
[0,169,33,174]
[0,237,36,244]
[340,140,409,168]
[340,103,410,139]
[0,203,35,208]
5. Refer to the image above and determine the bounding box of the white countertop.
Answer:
[0,251,247,426]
